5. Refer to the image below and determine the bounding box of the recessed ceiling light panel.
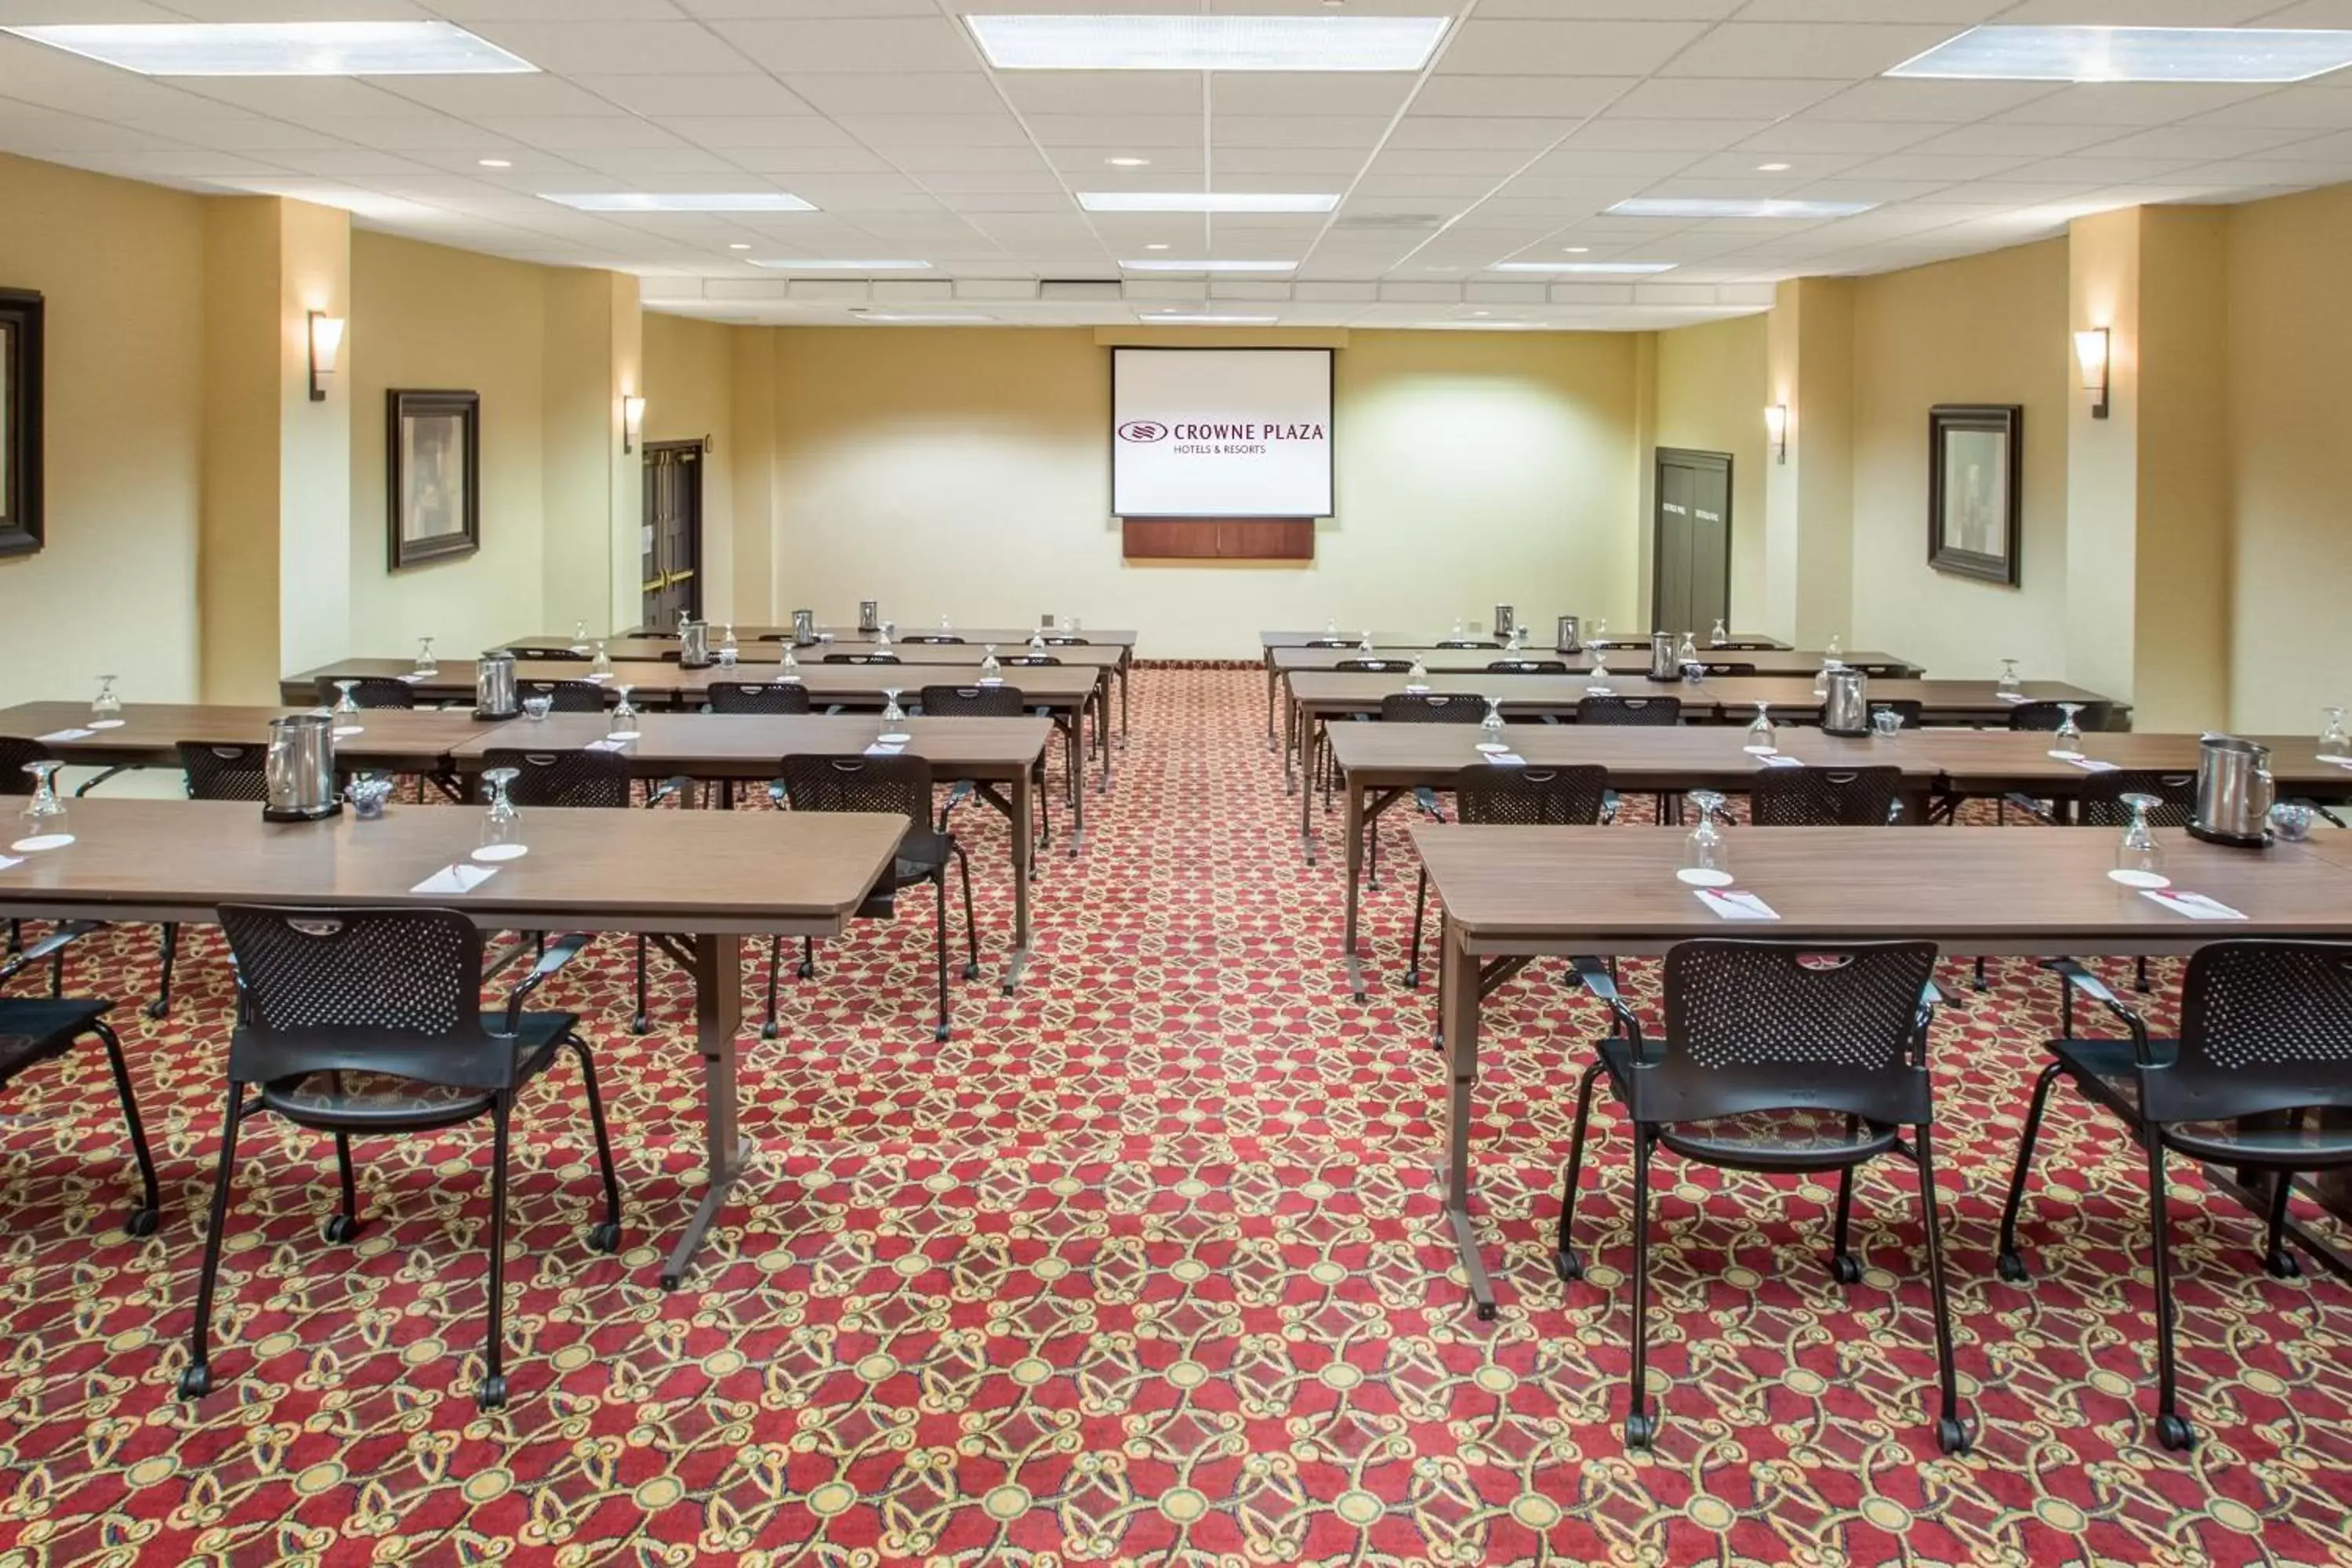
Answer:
[967,14,1448,71]
[1488,261,1676,274]
[1120,259,1298,272]
[749,258,932,270]
[2,20,536,75]
[545,193,816,212]
[1080,191,1338,213]
[1886,25,2352,84]
[1608,198,1877,220]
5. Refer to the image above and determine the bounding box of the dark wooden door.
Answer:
[1652,448,1731,637]
[641,441,702,630]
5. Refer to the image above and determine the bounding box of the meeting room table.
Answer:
[449,712,1059,987]
[0,795,903,1289]
[1412,822,2352,1317]
[0,701,501,795]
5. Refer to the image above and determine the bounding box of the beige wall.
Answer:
[641,310,736,622]
[0,154,205,709]
[1851,239,2071,681]
[1652,314,1769,636]
[754,325,1642,658]
[349,230,548,659]
[2226,182,2352,735]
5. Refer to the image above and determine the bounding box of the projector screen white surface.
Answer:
[1112,347,1333,517]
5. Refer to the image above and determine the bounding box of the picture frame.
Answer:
[387,388,480,570]
[1926,403,2021,586]
[0,288,45,560]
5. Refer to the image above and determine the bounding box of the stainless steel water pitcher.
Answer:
[263,713,341,822]
[474,649,518,720]
[792,608,815,644]
[857,601,879,633]
[2190,734,2274,847]
[1649,631,1679,681]
[1821,665,1870,735]
[1554,615,1581,652]
[1493,604,1515,638]
[678,617,711,667]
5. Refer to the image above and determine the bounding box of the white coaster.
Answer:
[2108,869,2170,889]
[978,677,1004,687]
[472,843,529,862]
[2047,747,2084,760]
[1474,741,1508,753]
[11,834,74,852]
[1676,867,1734,887]
[877,731,911,746]
[1743,745,1777,756]
[332,725,365,738]
[86,719,125,731]
[1584,686,1614,697]
[606,728,641,741]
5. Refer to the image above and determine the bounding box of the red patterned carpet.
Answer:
[2,666,2349,1565]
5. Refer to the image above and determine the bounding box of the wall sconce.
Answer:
[2074,327,2111,419]
[307,310,345,402]
[1764,403,1788,463]
[622,394,646,453]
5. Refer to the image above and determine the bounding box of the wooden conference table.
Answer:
[1270,644,1919,681]
[0,702,498,793]
[283,659,1115,797]
[514,635,1126,676]
[1323,724,2352,997]
[448,712,1058,988]
[1283,673,2119,792]
[0,797,902,1289]
[1415,823,2352,1316]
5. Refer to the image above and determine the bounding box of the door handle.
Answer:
[668,568,695,584]
[641,576,666,593]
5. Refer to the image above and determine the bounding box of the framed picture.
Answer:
[1926,403,2021,586]
[387,389,480,569]
[0,289,44,560]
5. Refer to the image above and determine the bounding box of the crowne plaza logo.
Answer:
[1116,420,1167,443]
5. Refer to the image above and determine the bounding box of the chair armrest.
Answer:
[0,920,100,985]
[504,931,592,1032]
[2042,956,2154,1058]
[1570,954,1645,1044]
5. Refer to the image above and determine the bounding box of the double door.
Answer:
[641,441,702,630]
[1653,448,1731,637]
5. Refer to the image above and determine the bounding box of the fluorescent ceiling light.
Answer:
[966,14,1448,72]
[750,258,931,270]
[1608,198,1877,220]
[544,192,814,212]
[1080,191,1338,213]
[1120,259,1296,273]
[1488,261,1676,274]
[1139,314,1280,325]
[3,21,535,75]
[855,312,995,324]
[1886,26,2352,84]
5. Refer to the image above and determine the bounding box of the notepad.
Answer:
[1697,888,1780,920]
[397,672,430,684]
[586,738,629,753]
[0,855,22,872]
[2066,756,2121,773]
[865,741,906,757]
[1994,691,2031,704]
[2141,888,2247,921]
[1483,751,1526,766]
[34,728,94,743]
[411,863,498,895]
[1757,753,1806,768]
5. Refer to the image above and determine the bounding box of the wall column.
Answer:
[1762,276,1854,649]
[543,269,641,637]
[2066,205,2230,731]
[198,196,350,703]
[728,325,778,626]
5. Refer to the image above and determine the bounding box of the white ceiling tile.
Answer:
[474,117,695,151]
[1024,114,1198,148]
[1659,23,1959,78]
[430,0,688,16]
[1798,78,2068,122]
[784,72,1007,116]
[1604,78,1846,118]
[709,17,978,73]
[1737,120,1947,154]
[1349,172,1504,198]
[1900,122,2128,157]
[1566,118,1775,152]
[892,143,1065,172]
[916,169,1064,194]
[1385,117,1581,151]
[1436,20,1713,77]
[662,115,862,149]
[1210,73,1417,118]
[1838,151,2034,180]
[991,71,1196,117]
[1207,148,1367,174]
[1991,0,2278,20]
[2086,124,2336,160]
[833,114,1033,149]
[1523,147,1705,179]
[1676,147,1869,177]
[170,78,423,117]
[376,75,625,118]
[571,74,817,118]
[1731,0,2001,17]
[1993,85,2278,126]
[2004,154,2208,182]
[1364,147,1532,176]
[1406,75,1628,118]
[462,21,760,74]
[1214,117,1395,149]
[2182,87,2352,129]
[570,147,747,177]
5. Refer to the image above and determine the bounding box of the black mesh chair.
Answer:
[2008,699,2114,734]
[1436,638,1495,649]
[184,906,619,1412]
[1489,659,1570,674]
[2077,771,2198,991]
[1405,764,1608,987]
[518,680,608,713]
[0,922,158,1237]
[1750,765,1904,826]
[707,681,812,715]
[1998,945,2352,1451]
[778,755,978,1042]
[314,676,416,710]
[1003,655,1061,667]
[920,683,1052,851]
[1303,638,1349,649]
[507,646,588,662]
[1559,942,1967,1454]
[483,749,679,1033]
[1347,693,1490,878]
[148,742,275,1020]
[0,735,48,793]
[1043,636,1091,647]
[1337,659,1414,673]
[903,633,965,644]
[1578,695,1681,725]
[1694,661,1757,677]
[822,652,900,665]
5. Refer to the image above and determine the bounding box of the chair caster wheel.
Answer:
[1403,971,1421,989]
[177,1363,212,1399]
[1936,1416,1972,1456]
[1624,1412,1656,1450]
[1472,1297,1497,1322]
[323,1214,361,1244]
[143,998,171,1022]
[124,1207,159,1238]
[2265,1250,2302,1280]
[759,1020,779,1040]
[476,1374,508,1413]
[962,962,982,982]
[1831,1253,1862,1285]
[659,1269,683,1290]
[2157,1414,2196,1452]
[934,1024,952,1043]
[630,1014,652,1035]
[1552,1247,1583,1283]
[587,1221,622,1254]
[796,961,815,981]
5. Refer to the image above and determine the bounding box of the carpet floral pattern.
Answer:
[1,666,2347,1565]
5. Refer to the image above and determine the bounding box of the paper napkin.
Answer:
[2141,889,2247,921]
[1697,888,1781,920]
[411,863,499,896]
